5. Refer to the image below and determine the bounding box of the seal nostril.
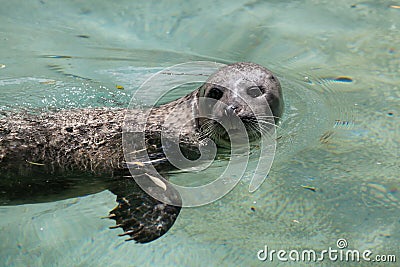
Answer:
[225,105,239,115]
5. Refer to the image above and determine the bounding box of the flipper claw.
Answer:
[107,177,181,243]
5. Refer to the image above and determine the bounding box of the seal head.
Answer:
[197,62,283,147]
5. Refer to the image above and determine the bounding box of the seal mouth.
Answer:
[199,114,275,147]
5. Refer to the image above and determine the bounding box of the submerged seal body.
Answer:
[0,62,283,243]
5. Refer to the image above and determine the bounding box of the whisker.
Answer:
[255,115,281,119]
[198,115,293,147]
[256,120,293,144]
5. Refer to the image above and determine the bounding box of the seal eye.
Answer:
[207,87,223,100]
[247,86,263,98]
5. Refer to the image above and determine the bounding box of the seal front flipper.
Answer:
[107,176,181,243]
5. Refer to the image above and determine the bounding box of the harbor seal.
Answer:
[0,62,283,243]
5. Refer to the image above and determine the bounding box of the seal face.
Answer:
[197,62,283,148]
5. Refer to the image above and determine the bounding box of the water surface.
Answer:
[0,0,399,266]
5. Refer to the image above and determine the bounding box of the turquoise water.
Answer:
[0,0,399,266]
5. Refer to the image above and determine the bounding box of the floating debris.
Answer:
[42,55,72,59]
[334,119,353,128]
[301,185,316,192]
[320,131,334,144]
[304,76,353,85]
[303,76,311,84]
[76,35,90,39]
[379,233,391,238]
[116,85,124,90]
[332,76,353,83]
[387,112,394,117]
[292,219,300,224]
[0,64,5,69]
[250,206,256,212]
[39,79,57,85]
[390,5,400,9]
